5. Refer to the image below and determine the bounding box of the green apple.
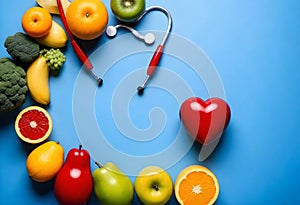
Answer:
[92,162,134,205]
[134,166,173,205]
[110,0,145,22]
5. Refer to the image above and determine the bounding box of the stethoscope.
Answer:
[106,6,172,95]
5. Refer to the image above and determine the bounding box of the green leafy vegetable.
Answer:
[4,32,40,64]
[0,58,28,112]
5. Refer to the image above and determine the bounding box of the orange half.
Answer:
[175,165,219,205]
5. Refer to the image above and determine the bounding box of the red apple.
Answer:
[180,97,231,145]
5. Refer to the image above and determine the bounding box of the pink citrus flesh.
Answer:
[15,106,52,144]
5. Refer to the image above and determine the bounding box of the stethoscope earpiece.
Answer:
[106,25,155,46]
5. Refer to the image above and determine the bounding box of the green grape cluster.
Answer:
[41,48,66,71]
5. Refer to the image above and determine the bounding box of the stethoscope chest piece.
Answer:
[144,33,155,45]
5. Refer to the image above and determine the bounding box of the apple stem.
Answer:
[95,161,102,168]
[153,184,159,191]
[79,144,82,150]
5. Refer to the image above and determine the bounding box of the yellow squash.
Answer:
[35,20,68,48]
[27,56,50,105]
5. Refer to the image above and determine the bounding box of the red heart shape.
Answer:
[179,97,231,145]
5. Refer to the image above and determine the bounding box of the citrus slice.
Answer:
[174,165,219,205]
[15,106,52,144]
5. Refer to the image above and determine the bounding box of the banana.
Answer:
[27,56,50,105]
[35,20,68,48]
[36,0,71,15]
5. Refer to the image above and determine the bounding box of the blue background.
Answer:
[1,0,300,204]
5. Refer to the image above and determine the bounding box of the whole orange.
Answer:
[22,7,52,38]
[66,0,108,40]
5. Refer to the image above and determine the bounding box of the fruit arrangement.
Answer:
[3,6,67,106]
[0,0,232,204]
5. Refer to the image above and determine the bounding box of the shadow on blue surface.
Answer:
[30,178,55,196]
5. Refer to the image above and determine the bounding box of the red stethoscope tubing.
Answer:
[56,0,93,70]
[147,44,164,76]
[135,6,172,93]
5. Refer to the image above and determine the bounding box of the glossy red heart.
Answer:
[180,97,231,145]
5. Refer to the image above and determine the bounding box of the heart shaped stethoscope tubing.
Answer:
[106,6,173,95]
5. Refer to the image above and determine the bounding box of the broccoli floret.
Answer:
[4,32,40,64]
[41,48,66,74]
[0,58,28,112]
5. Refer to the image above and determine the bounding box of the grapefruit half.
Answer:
[15,106,52,144]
